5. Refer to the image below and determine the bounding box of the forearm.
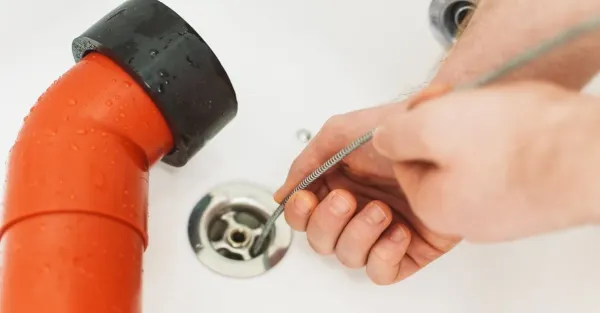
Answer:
[431,0,600,89]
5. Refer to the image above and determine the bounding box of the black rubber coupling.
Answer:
[72,0,238,167]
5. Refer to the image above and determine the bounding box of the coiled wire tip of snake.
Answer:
[252,129,376,255]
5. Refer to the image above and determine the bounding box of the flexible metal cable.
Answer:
[253,14,600,255]
[253,130,374,254]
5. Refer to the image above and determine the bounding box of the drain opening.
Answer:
[188,182,293,278]
[454,5,473,29]
[446,1,475,34]
[230,229,247,244]
[207,205,274,259]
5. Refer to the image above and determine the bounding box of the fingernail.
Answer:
[365,203,386,225]
[330,193,350,216]
[388,226,406,243]
[293,194,311,215]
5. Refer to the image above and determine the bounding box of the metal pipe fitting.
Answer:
[429,0,476,47]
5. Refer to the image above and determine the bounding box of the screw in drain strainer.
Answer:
[187,182,293,278]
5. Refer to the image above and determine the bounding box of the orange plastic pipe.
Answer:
[0,52,173,313]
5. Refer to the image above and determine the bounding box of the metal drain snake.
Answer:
[253,130,374,253]
[252,14,600,255]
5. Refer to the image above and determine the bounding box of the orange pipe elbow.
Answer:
[0,52,173,313]
[0,1,237,311]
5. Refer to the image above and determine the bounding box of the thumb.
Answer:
[371,111,435,163]
[372,84,453,163]
[372,110,443,225]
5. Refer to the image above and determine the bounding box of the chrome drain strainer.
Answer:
[188,182,293,278]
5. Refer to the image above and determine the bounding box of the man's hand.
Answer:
[273,0,600,285]
[274,102,460,285]
[373,81,600,243]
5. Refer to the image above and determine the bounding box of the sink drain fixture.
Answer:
[188,182,293,278]
[429,0,476,47]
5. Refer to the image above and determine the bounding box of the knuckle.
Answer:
[336,254,364,269]
[323,114,345,131]
[369,244,391,262]
[311,113,357,154]
[307,236,333,255]
[414,249,443,266]
[335,246,365,269]
[320,115,348,139]
[287,201,304,216]
[283,213,304,231]
[430,235,461,252]
[344,226,366,243]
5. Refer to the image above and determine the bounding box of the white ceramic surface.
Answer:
[1,0,599,312]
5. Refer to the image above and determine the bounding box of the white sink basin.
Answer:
[1,0,599,312]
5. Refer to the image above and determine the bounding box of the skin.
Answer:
[275,101,460,285]
[275,0,600,285]
[373,81,600,242]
